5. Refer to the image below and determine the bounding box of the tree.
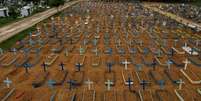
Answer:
[8,6,20,18]
[48,0,65,8]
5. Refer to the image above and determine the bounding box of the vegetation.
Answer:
[0,17,21,27]
[8,6,21,19]
[48,0,65,7]
[0,27,36,50]
[191,0,201,6]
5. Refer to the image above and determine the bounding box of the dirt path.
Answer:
[0,0,82,43]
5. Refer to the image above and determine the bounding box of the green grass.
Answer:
[0,17,21,27]
[191,0,201,6]
[0,27,36,50]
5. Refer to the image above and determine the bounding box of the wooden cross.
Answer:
[85,79,93,90]
[167,60,173,70]
[177,79,184,90]
[105,80,113,91]
[3,77,12,88]
[126,77,133,91]
[140,80,149,90]
[59,62,65,71]
[122,59,131,70]
[41,62,47,72]
[183,59,190,70]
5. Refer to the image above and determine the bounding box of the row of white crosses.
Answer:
[85,79,114,91]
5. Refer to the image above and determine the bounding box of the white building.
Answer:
[0,7,8,17]
[20,6,32,17]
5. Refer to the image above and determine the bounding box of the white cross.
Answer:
[65,49,68,56]
[122,59,131,70]
[85,79,93,90]
[178,79,185,90]
[183,59,190,70]
[167,60,172,70]
[79,46,84,55]
[184,42,187,47]
[13,48,17,55]
[93,47,98,56]
[105,80,113,91]
[118,39,121,46]
[196,40,199,46]
[3,77,12,88]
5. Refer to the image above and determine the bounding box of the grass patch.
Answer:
[0,17,21,27]
[0,27,36,50]
[191,0,201,6]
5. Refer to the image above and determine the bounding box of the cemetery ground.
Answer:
[0,0,201,101]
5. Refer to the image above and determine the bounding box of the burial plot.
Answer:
[63,47,75,61]
[91,55,101,66]
[44,53,59,66]
[0,52,18,67]
[170,54,185,67]
[155,89,173,101]
[7,89,33,101]
[188,64,201,79]
[161,47,174,56]
[139,90,154,101]
[123,90,141,101]
[141,51,156,67]
[32,72,49,88]
[104,47,113,55]
[121,69,135,86]
[172,46,185,55]
[174,89,194,101]
[50,70,67,85]
[14,52,29,67]
[26,53,42,67]
[73,90,84,101]
[55,90,76,101]
[78,45,88,56]
[155,55,169,66]
[104,71,116,86]
[82,90,96,101]
[74,55,86,65]
[164,69,181,84]
[2,68,23,82]
[128,45,138,55]
[14,72,31,84]
[180,68,201,84]
[135,70,151,85]
[0,53,7,62]
[104,90,116,101]
[116,45,126,56]
[115,91,124,101]
[71,71,84,85]
[50,40,64,53]
[104,55,116,65]
[0,88,12,98]
[149,70,166,86]
[0,88,15,101]
[30,44,43,53]
[188,56,201,66]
